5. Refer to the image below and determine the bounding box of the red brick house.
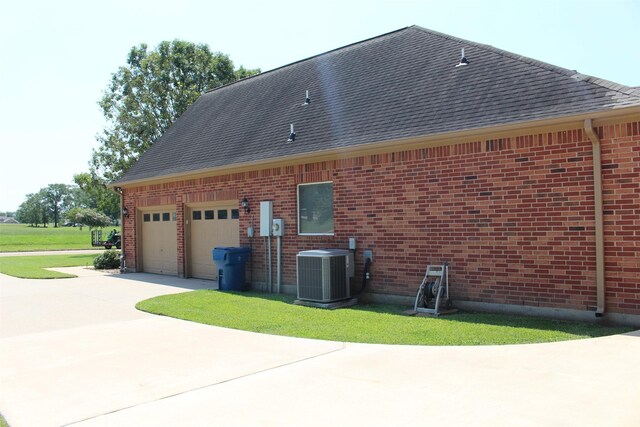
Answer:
[113,26,640,326]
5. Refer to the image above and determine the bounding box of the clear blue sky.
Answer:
[1,0,638,212]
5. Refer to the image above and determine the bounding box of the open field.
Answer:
[0,223,120,252]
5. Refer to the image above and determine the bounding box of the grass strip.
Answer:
[136,290,632,346]
[0,254,98,279]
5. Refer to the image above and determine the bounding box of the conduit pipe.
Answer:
[276,235,281,293]
[584,119,605,317]
[268,236,272,292]
[264,236,272,293]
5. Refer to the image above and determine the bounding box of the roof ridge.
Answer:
[205,26,412,95]
[117,25,640,185]
[212,25,640,100]
[409,25,640,99]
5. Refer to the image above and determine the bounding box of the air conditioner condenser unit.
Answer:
[296,249,354,302]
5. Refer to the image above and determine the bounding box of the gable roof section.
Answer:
[116,25,640,184]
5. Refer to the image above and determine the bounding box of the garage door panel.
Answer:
[189,206,239,280]
[141,209,177,275]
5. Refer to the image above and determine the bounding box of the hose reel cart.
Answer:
[414,262,452,316]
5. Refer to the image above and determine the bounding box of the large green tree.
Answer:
[16,192,48,227]
[72,173,119,220]
[91,40,259,182]
[43,184,72,228]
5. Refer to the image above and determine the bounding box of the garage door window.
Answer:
[204,210,214,220]
[218,209,228,220]
[193,211,202,220]
[141,208,178,276]
[231,209,239,219]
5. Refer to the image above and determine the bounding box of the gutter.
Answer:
[583,119,605,317]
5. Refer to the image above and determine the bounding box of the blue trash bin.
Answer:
[212,247,251,291]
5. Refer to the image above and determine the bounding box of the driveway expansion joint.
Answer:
[63,343,347,426]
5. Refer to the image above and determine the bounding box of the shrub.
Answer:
[93,250,120,270]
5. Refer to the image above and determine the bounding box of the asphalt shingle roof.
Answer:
[117,26,640,184]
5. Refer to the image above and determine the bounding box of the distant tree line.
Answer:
[15,175,119,228]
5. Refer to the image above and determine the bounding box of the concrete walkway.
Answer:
[1,269,638,427]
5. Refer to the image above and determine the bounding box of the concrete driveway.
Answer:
[1,269,638,427]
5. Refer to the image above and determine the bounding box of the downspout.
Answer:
[114,186,125,273]
[583,119,605,317]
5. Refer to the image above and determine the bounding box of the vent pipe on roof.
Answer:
[303,90,310,105]
[287,124,296,142]
[456,48,469,67]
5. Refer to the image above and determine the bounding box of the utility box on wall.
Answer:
[272,218,284,237]
[260,201,273,237]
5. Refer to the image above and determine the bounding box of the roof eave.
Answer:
[110,105,640,189]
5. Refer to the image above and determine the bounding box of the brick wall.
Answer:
[600,122,640,314]
[122,120,640,316]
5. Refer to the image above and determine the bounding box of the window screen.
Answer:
[297,182,334,235]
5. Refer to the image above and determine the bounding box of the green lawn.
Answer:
[136,291,632,346]
[0,223,119,252]
[0,254,99,278]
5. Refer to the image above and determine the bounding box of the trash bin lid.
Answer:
[213,247,251,263]
[213,247,249,252]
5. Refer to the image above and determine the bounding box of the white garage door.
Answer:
[189,205,240,280]
[141,209,178,275]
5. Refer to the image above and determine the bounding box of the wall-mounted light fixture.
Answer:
[122,207,129,218]
[241,197,250,214]
[287,124,296,142]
